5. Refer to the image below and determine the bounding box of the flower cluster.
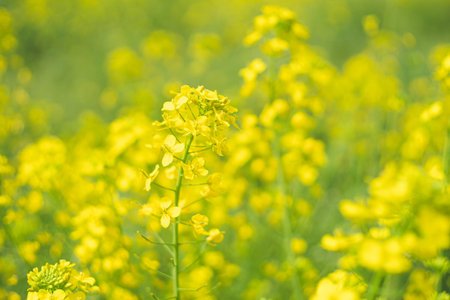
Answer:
[27,260,97,299]
[311,270,366,300]
[223,5,331,298]
[140,85,237,299]
[1,2,450,299]
[318,31,450,299]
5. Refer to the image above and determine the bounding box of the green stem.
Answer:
[266,54,302,299]
[367,272,384,300]
[172,134,194,300]
[272,134,303,299]
[277,152,304,300]
[442,118,450,189]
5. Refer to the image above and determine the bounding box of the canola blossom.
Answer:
[0,1,449,299]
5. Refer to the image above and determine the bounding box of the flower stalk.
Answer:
[172,134,194,300]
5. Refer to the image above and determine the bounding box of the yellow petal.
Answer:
[68,291,86,300]
[149,164,160,178]
[191,214,208,225]
[172,143,185,153]
[162,101,175,111]
[207,228,224,244]
[139,204,152,216]
[197,115,208,124]
[184,168,194,180]
[168,206,181,218]
[37,290,50,300]
[52,290,66,300]
[145,178,152,191]
[162,152,173,167]
[160,200,172,210]
[161,214,171,228]
[27,292,39,300]
[82,276,95,285]
[199,168,209,177]
[176,95,188,107]
[164,135,176,147]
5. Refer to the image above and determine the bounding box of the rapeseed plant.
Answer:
[0,2,449,299]
[140,85,237,299]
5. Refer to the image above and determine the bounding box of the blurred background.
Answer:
[3,0,450,134]
[1,0,450,299]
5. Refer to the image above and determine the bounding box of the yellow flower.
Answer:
[291,238,307,254]
[159,199,181,228]
[26,260,97,299]
[139,204,153,217]
[211,137,228,156]
[162,135,184,167]
[201,173,223,197]
[261,37,289,56]
[183,116,211,137]
[311,270,366,300]
[66,291,87,300]
[182,157,208,180]
[144,165,160,191]
[191,214,209,236]
[162,94,189,111]
[206,228,224,245]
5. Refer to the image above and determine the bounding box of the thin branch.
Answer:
[153,182,176,192]
[172,155,184,162]
[139,231,175,246]
[149,268,173,280]
[169,128,182,143]
[178,284,207,292]
[177,220,191,226]
[189,146,212,154]
[186,103,197,119]
[182,198,204,209]
[183,183,208,186]
[151,293,161,300]
[142,231,175,257]
[177,111,186,122]
[179,240,203,245]
[181,242,208,272]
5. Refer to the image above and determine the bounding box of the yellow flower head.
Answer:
[206,228,224,246]
[182,157,208,180]
[159,199,181,228]
[157,85,238,156]
[144,164,160,191]
[191,214,209,236]
[27,260,97,299]
[311,270,366,300]
[162,135,184,167]
[201,173,223,197]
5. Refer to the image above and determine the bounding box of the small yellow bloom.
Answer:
[191,214,209,236]
[206,228,224,245]
[183,116,211,137]
[162,135,184,167]
[144,165,160,191]
[165,165,177,180]
[51,290,66,300]
[291,238,307,254]
[162,94,188,111]
[139,204,153,217]
[261,37,289,56]
[26,260,97,299]
[159,200,181,228]
[201,173,223,197]
[182,157,208,180]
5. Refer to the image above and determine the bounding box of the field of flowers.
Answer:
[1,0,450,299]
